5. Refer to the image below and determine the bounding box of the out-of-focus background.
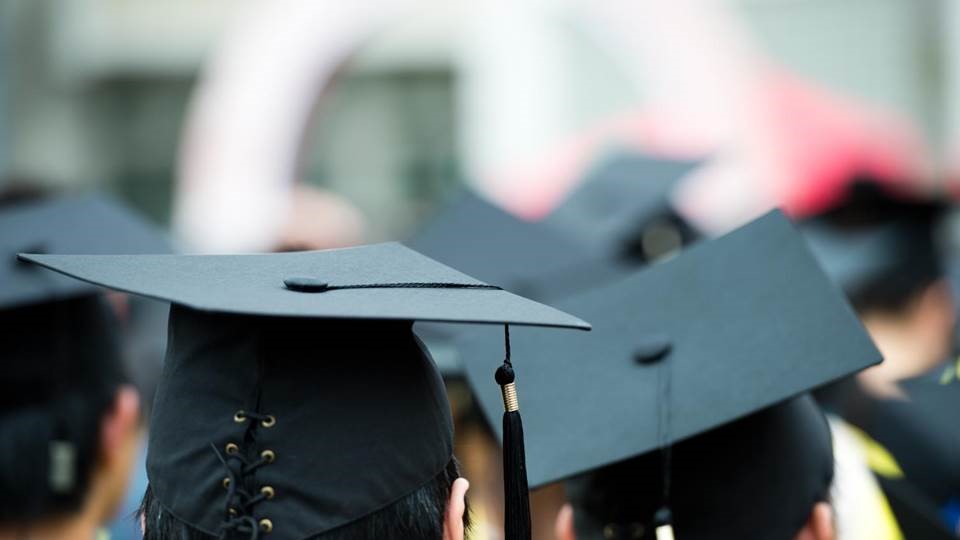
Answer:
[1,0,956,242]
[5,1,960,539]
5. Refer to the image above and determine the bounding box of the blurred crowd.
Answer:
[4,1,960,539]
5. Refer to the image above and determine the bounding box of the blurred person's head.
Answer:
[0,295,141,538]
[800,179,954,393]
[556,396,835,540]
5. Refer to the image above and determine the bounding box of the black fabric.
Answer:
[20,243,589,331]
[543,151,700,262]
[406,190,604,301]
[460,210,879,489]
[147,306,455,539]
[0,294,125,410]
[567,395,833,540]
[824,365,960,529]
[0,193,170,309]
[876,475,955,540]
[798,179,946,305]
[0,295,127,520]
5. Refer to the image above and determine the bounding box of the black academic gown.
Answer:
[819,362,960,537]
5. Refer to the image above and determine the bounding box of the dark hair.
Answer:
[816,179,945,315]
[0,296,127,524]
[139,457,470,540]
[567,396,834,539]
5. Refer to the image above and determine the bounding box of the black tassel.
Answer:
[496,325,531,540]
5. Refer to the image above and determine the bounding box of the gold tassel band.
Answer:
[655,524,675,540]
[500,382,519,412]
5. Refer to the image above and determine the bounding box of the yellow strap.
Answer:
[848,425,904,479]
[834,421,905,540]
[939,357,960,385]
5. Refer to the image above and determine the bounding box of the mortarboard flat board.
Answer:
[459,210,880,536]
[20,243,588,330]
[543,151,701,263]
[0,193,171,309]
[20,243,589,540]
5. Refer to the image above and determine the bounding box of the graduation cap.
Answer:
[20,243,590,540]
[543,151,701,263]
[0,194,171,309]
[797,179,948,303]
[407,189,607,301]
[407,189,620,375]
[0,193,169,512]
[459,210,881,538]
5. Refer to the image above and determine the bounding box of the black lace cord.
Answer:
[319,282,501,291]
[210,410,274,540]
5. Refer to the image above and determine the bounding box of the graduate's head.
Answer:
[800,179,949,317]
[454,211,879,540]
[0,295,142,530]
[800,179,955,378]
[21,243,589,540]
[0,194,171,533]
[557,395,835,540]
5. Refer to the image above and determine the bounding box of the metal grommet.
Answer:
[233,411,247,423]
[222,477,231,489]
[260,449,276,463]
[225,442,240,455]
[260,485,275,499]
[259,518,273,533]
[261,415,277,428]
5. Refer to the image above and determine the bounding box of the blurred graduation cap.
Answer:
[797,178,949,304]
[407,189,620,375]
[0,194,171,309]
[1,193,170,506]
[543,151,701,263]
[460,210,881,538]
[21,243,589,540]
[407,189,610,301]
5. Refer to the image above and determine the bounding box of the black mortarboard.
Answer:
[407,189,617,375]
[407,189,606,301]
[21,243,589,540]
[0,194,171,309]
[798,179,947,303]
[460,210,881,538]
[543,151,701,263]
[1,193,168,517]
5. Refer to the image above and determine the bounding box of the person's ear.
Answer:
[99,385,141,465]
[443,477,470,540]
[794,502,834,540]
[555,503,576,540]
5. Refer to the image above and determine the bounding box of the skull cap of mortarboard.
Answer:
[20,243,589,540]
[460,210,881,538]
[544,151,701,263]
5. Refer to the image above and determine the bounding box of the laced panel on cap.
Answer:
[212,410,278,539]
